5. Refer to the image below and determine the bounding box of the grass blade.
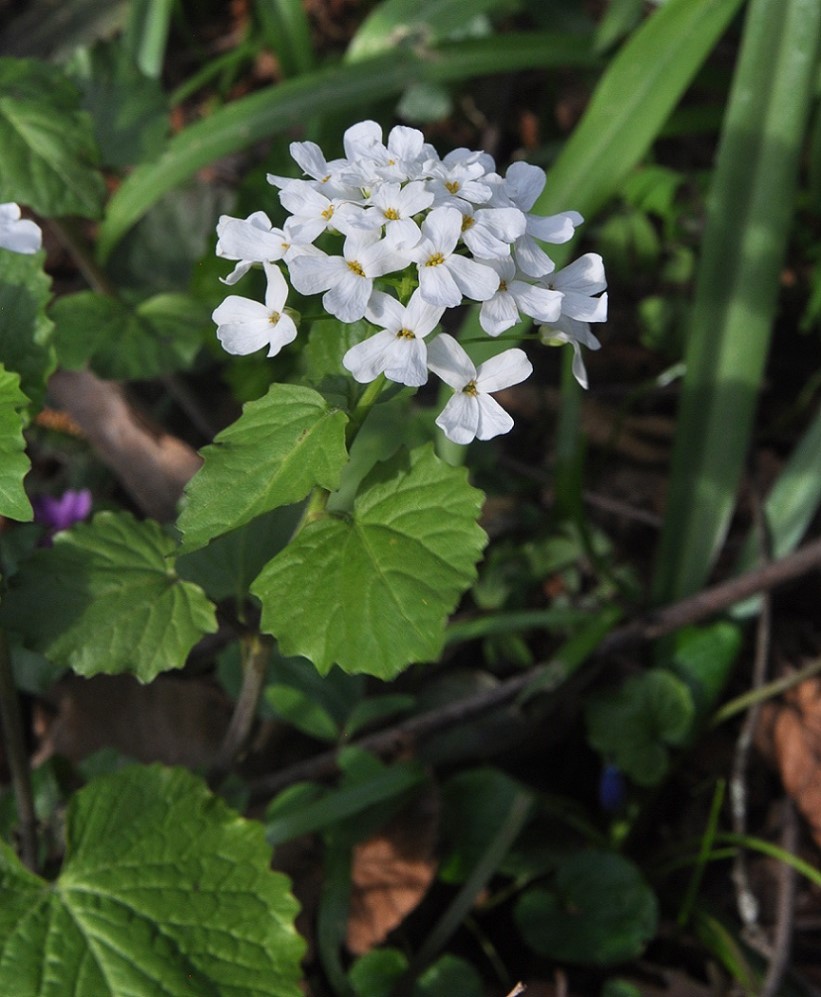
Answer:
[254,0,315,78]
[533,0,747,225]
[652,0,821,602]
[97,33,597,260]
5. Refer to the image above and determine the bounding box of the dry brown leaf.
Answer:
[757,677,821,848]
[346,792,438,955]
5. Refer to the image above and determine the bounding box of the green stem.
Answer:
[0,630,38,872]
[345,373,387,448]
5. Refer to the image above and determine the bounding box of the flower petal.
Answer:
[426,333,476,388]
[436,393,480,445]
[476,394,515,440]
[475,348,533,393]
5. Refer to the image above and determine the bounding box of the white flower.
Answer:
[455,203,526,260]
[406,206,498,308]
[425,154,494,209]
[216,212,299,285]
[539,316,602,390]
[427,333,533,444]
[288,231,406,323]
[340,121,431,186]
[353,181,433,250]
[541,253,608,323]
[480,257,563,336]
[212,262,297,357]
[0,203,42,254]
[267,141,355,199]
[501,162,583,277]
[278,183,361,244]
[343,289,445,386]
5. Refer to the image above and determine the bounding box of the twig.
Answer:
[47,369,202,522]
[248,535,821,802]
[209,633,271,786]
[760,798,799,997]
[0,630,38,872]
[504,984,526,997]
[731,465,773,949]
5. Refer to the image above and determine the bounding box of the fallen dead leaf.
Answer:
[757,676,821,848]
[346,790,439,955]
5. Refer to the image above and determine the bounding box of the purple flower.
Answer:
[598,762,626,813]
[33,489,92,544]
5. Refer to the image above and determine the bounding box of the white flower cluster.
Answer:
[213,121,607,444]
[0,203,42,255]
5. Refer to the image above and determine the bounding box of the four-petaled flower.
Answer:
[407,206,497,308]
[212,262,298,357]
[288,231,406,323]
[343,290,445,386]
[210,120,609,442]
[427,334,533,444]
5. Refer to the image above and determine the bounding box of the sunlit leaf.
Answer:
[0,765,304,996]
[0,365,32,522]
[177,383,349,553]
[252,444,487,677]
[0,511,217,682]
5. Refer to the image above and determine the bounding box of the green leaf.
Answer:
[265,683,341,741]
[349,949,484,997]
[177,383,349,553]
[0,765,304,996]
[439,767,526,884]
[515,851,658,965]
[51,291,207,379]
[0,248,55,410]
[414,954,485,997]
[731,402,821,617]
[346,0,510,61]
[0,57,106,218]
[652,0,821,600]
[252,444,487,677]
[534,0,746,230]
[0,365,32,521]
[350,948,407,997]
[177,504,303,603]
[265,756,426,846]
[659,622,742,724]
[585,670,695,786]
[254,0,315,78]
[0,511,217,682]
[67,40,169,167]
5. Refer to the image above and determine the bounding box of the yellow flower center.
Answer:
[461,215,475,232]
[425,252,445,267]
[396,327,415,340]
[462,380,478,396]
[347,260,366,277]
[269,311,281,325]
[445,180,461,194]
[383,207,400,221]
[321,205,335,220]
[498,279,508,293]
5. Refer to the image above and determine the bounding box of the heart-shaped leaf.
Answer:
[252,444,487,677]
[0,765,305,996]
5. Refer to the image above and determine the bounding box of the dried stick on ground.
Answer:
[249,535,821,801]
[47,369,202,522]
